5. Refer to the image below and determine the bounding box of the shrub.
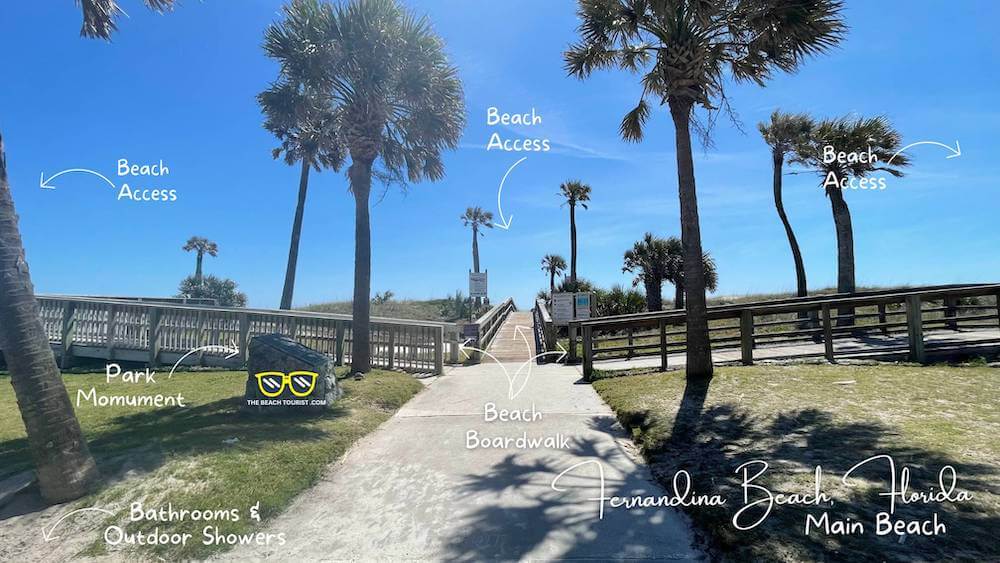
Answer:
[177,275,247,307]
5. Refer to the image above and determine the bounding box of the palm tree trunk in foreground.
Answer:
[349,158,374,373]
[644,278,663,312]
[828,186,856,326]
[670,100,713,379]
[772,151,809,319]
[0,135,100,502]
[569,204,578,284]
[280,161,311,310]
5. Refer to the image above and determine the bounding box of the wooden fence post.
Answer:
[148,308,162,368]
[448,327,460,364]
[627,327,634,360]
[106,304,119,361]
[387,326,396,370]
[334,322,346,366]
[658,320,668,371]
[195,310,206,366]
[238,312,250,365]
[434,326,444,375]
[582,325,594,380]
[60,302,77,369]
[877,303,889,335]
[906,295,925,363]
[822,305,835,362]
[568,323,578,364]
[944,296,958,330]
[740,309,754,365]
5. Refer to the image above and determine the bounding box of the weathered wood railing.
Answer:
[461,298,515,361]
[7,295,464,375]
[570,283,1000,378]
[533,298,557,360]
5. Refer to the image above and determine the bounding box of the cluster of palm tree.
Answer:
[760,111,908,324]
[566,0,847,379]
[535,179,591,300]
[623,233,717,312]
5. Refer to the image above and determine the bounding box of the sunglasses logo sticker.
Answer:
[254,371,319,398]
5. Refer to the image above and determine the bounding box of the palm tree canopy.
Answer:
[622,233,670,286]
[320,0,465,185]
[559,180,592,208]
[541,254,568,275]
[564,0,845,141]
[661,236,718,292]
[759,110,814,157]
[461,207,494,229]
[792,115,910,186]
[78,0,175,40]
[183,236,218,257]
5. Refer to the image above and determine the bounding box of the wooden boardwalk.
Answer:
[487,311,537,362]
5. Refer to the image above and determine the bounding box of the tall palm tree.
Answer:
[565,0,845,379]
[260,0,346,310]
[622,233,670,311]
[182,236,218,283]
[461,207,493,274]
[662,236,718,309]
[559,180,591,285]
[540,254,567,297]
[0,135,100,502]
[78,0,175,39]
[793,115,908,324]
[322,0,465,373]
[759,110,814,314]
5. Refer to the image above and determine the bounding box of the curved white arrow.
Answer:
[40,168,116,190]
[496,156,527,230]
[509,329,568,400]
[168,340,240,378]
[887,140,961,165]
[42,507,116,542]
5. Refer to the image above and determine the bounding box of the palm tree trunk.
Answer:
[349,158,374,373]
[644,278,662,312]
[549,271,555,297]
[669,100,713,379]
[195,252,203,282]
[0,135,100,502]
[472,225,480,273]
[569,204,577,284]
[828,186,856,326]
[280,161,311,310]
[772,151,809,318]
[675,280,684,310]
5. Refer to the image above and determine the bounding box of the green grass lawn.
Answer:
[0,368,423,559]
[593,364,999,562]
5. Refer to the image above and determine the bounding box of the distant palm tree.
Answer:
[793,115,909,324]
[759,111,814,313]
[182,236,218,282]
[461,207,493,274]
[663,236,718,310]
[0,135,100,502]
[78,0,175,39]
[540,254,567,297]
[565,0,845,379]
[559,180,591,284]
[622,233,670,311]
[260,0,346,310]
[324,0,465,373]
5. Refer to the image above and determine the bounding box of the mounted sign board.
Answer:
[552,292,575,324]
[574,292,592,320]
[469,272,488,299]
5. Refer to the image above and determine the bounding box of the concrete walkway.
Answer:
[222,360,701,561]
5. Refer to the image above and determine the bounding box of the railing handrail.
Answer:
[573,283,1000,328]
[535,298,553,324]
[36,294,459,330]
[474,297,515,326]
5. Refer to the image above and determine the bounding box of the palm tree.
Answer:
[182,236,218,283]
[565,0,845,379]
[540,254,567,297]
[759,110,814,315]
[78,0,175,39]
[323,0,465,373]
[559,180,591,284]
[260,0,346,310]
[793,115,908,324]
[461,207,493,274]
[0,135,100,502]
[622,233,670,311]
[662,236,718,309]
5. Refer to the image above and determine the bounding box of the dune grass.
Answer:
[593,364,999,562]
[0,368,423,559]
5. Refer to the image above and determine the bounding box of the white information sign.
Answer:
[469,272,488,299]
[552,292,575,324]
[574,292,592,320]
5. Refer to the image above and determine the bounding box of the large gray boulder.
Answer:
[241,333,342,415]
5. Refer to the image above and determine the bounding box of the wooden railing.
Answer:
[8,295,464,375]
[570,283,1000,378]
[461,298,516,362]
[533,298,557,358]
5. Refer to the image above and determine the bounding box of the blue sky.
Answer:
[1,1,998,309]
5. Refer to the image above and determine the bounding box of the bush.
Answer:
[594,284,646,317]
[177,275,247,307]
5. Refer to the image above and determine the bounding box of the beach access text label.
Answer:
[117,158,179,202]
[486,107,551,152]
